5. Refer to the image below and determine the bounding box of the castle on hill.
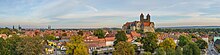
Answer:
[122,13,155,33]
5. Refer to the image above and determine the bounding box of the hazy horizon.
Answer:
[1,0,220,28]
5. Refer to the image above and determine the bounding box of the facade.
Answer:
[122,13,155,33]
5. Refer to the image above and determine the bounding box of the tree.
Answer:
[183,44,192,55]
[175,47,183,55]
[66,36,88,55]
[166,48,175,55]
[159,38,176,50]
[155,47,165,55]
[190,42,200,55]
[16,36,44,55]
[114,31,128,45]
[5,35,22,55]
[0,28,11,35]
[77,30,83,36]
[178,35,190,47]
[195,39,208,49]
[183,42,200,55]
[44,35,56,40]
[93,29,105,38]
[142,52,151,55]
[0,38,8,55]
[141,32,158,53]
[113,42,135,55]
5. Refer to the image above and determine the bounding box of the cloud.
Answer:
[1,0,220,28]
[156,17,220,27]
[85,5,98,12]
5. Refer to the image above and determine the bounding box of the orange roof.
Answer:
[130,31,141,38]
[123,22,132,26]
[105,37,115,41]
[143,22,151,26]
[126,34,133,42]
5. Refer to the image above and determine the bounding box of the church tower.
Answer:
[140,13,144,22]
[146,14,150,22]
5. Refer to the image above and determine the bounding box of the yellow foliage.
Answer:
[159,38,176,49]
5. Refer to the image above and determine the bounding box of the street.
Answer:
[208,42,218,55]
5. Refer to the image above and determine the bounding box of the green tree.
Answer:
[178,35,190,47]
[142,52,151,55]
[5,35,22,55]
[141,32,158,53]
[190,42,200,55]
[16,36,44,55]
[175,47,183,55]
[166,48,175,55]
[113,41,135,55]
[195,39,208,49]
[0,38,8,55]
[114,31,128,45]
[66,36,88,55]
[159,38,176,50]
[183,42,200,55]
[155,47,165,55]
[94,29,105,38]
[183,44,192,55]
[0,28,11,35]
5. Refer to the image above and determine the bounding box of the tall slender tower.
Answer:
[140,13,144,22]
[12,25,15,29]
[48,25,51,30]
[146,14,150,22]
[18,25,22,30]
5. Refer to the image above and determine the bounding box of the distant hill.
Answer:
[157,26,220,29]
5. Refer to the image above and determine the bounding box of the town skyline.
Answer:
[1,0,220,28]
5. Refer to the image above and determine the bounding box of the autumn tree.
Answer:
[66,36,88,55]
[44,34,56,40]
[159,38,176,50]
[113,42,135,55]
[94,29,105,38]
[16,36,44,55]
[114,31,128,45]
[141,32,158,53]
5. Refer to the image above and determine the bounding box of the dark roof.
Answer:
[215,39,220,45]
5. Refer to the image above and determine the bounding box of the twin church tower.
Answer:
[140,13,151,22]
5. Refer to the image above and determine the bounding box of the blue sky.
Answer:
[0,0,220,28]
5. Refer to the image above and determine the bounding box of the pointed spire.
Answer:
[140,13,144,16]
[147,13,150,16]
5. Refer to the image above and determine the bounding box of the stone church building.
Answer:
[122,13,155,33]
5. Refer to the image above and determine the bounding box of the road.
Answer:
[208,42,218,55]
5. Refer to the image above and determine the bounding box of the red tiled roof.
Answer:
[105,37,115,41]
[126,34,133,42]
[143,22,151,26]
[130,31,141,38]
[123,22,132,26]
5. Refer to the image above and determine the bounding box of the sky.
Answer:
[0,0,220,28]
